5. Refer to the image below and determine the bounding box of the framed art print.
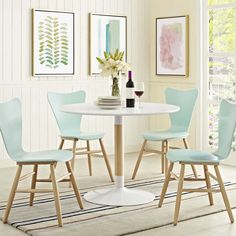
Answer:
[32,9,75,76]
[90,13,127,75]
[156,15,189,77]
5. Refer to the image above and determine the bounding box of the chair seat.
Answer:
[13,150,72,163]
[143,130,188,141]
[61,130,105,140]
[167,149,220,163]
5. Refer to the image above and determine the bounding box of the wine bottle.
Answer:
[126,71,135,108]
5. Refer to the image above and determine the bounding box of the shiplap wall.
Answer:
[0,0,150,162]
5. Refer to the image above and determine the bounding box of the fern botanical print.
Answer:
[38,16,69,69]
[33,9,74,76]
[60,23,69,66]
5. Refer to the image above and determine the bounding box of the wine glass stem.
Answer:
[139,97,141,108]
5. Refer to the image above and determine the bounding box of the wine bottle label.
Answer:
[126,88,134,99]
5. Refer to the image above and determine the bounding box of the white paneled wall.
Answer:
[0,0,150,162]
[148,0,199,150]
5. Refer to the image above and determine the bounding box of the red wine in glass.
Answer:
[135,82,144,108]
[135,91,144,97]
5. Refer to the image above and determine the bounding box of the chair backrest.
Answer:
[0,98,24,159]
[214,100,236,160]
[165,88,198,132]
[47,90,86,134]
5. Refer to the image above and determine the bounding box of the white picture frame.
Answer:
[90,13,127,75]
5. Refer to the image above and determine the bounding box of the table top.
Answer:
[61,102,179,117]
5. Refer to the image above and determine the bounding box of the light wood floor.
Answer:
[0,153,236,236]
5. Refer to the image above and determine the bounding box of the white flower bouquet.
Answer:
[96,49,130,96]
[96,49,129,77]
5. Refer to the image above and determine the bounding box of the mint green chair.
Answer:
[47,91,114,182]
[0,98,83,227]
[132,88,198,179]
[159,100,236,225]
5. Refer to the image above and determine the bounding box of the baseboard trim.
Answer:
[0,144,142,168]
[0,159,16,168]
[106,144,141,155]
[222,160,236,167]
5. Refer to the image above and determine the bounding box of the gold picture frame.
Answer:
[156,15,189,77]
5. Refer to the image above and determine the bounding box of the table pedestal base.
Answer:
[83,187,155,206]
[84,117,155,206]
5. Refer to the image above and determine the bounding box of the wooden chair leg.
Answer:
[132,140,147,179]
[161,141,165,174]
[203,165,214,205]
[183,138,198,178]
[59,139,64,150]
[182,138,188,149]
[50,163,63,227]
[3,165,23,223]
[29,164,38,206]
[190,165,198,178]
[65,161,84,209]
[48,139,63,179]
[164,140,169,177]
[86,140,92,176]
[49,162,57,180]
[55,139,64,172]
[214,165,234,223]
[71,139,77,172]
[99,139,114,182]
[173,163,185,226]
[159,162,174,207]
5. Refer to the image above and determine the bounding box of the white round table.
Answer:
[61,102,179,206]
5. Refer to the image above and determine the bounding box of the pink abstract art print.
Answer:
[156,16,189,76]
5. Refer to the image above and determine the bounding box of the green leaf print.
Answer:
[38,14,69,69]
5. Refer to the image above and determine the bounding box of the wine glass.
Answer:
[135,82,144,109]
